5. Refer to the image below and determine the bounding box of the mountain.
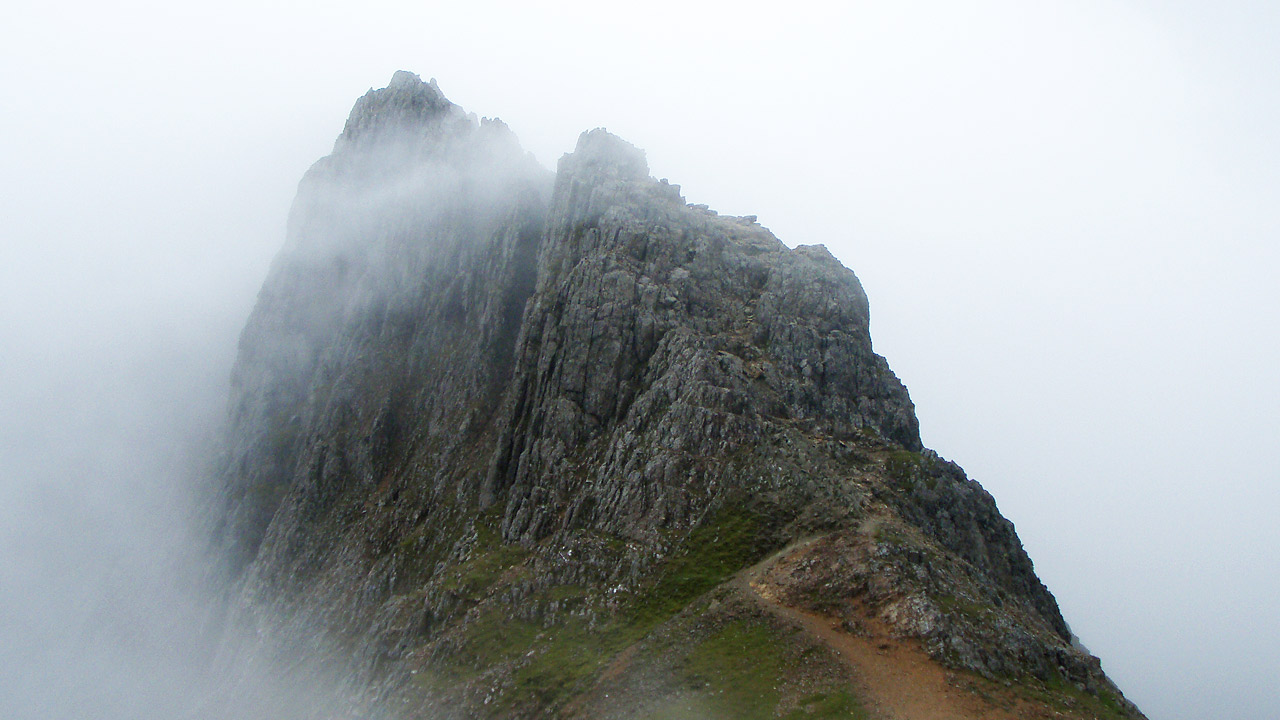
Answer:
[207,71,1146,720]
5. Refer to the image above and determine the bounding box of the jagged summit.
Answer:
[336,71,464,150]
[389,69,430,89]
[208,73,1145,720]
[560,128,650,180]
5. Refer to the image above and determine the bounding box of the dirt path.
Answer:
[733,539,1039,720]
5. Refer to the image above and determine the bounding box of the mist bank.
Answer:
[0,128,381,720]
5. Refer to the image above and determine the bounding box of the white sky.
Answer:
[2,2,1277,719]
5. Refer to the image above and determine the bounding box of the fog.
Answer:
[0,92,374,717]
[2,1,1277,719]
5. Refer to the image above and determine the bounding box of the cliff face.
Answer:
[209,73,1144,720]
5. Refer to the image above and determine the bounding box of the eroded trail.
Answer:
[733,539,1046,720]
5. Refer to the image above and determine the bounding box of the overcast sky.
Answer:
[2,2,1277,719]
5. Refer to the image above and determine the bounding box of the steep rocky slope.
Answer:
[208,72,1145,720]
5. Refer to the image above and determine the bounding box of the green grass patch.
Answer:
[934,592,990,621]
[1009,669,1132,720]
[784,691,868,719]
[450,607,541,675]
[509,618,605,706]
[885,449,923,482]
[392,511,467,586]
[442,508,529,600]
[546,585,588,601]
[682,620,785,718]
[869,520,909,548]
[480,504,777,714]
[641,621,867,720]
[631,504,769,627]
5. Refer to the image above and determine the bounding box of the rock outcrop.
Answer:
[208,73,1145,720]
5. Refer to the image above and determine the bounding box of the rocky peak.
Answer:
[558,128,650,182]
[388,68,428,89]
[335,71,466,152]
[207,72,1146,720]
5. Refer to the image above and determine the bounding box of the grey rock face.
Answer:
[488,129,921,546]
[212,72,550,583]
[206,73,1139,719]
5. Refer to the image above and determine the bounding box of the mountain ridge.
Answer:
[207,71,1144,720]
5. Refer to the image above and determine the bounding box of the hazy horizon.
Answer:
[3,2,1277,718]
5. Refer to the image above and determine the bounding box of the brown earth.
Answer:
[735,539,1107,720]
